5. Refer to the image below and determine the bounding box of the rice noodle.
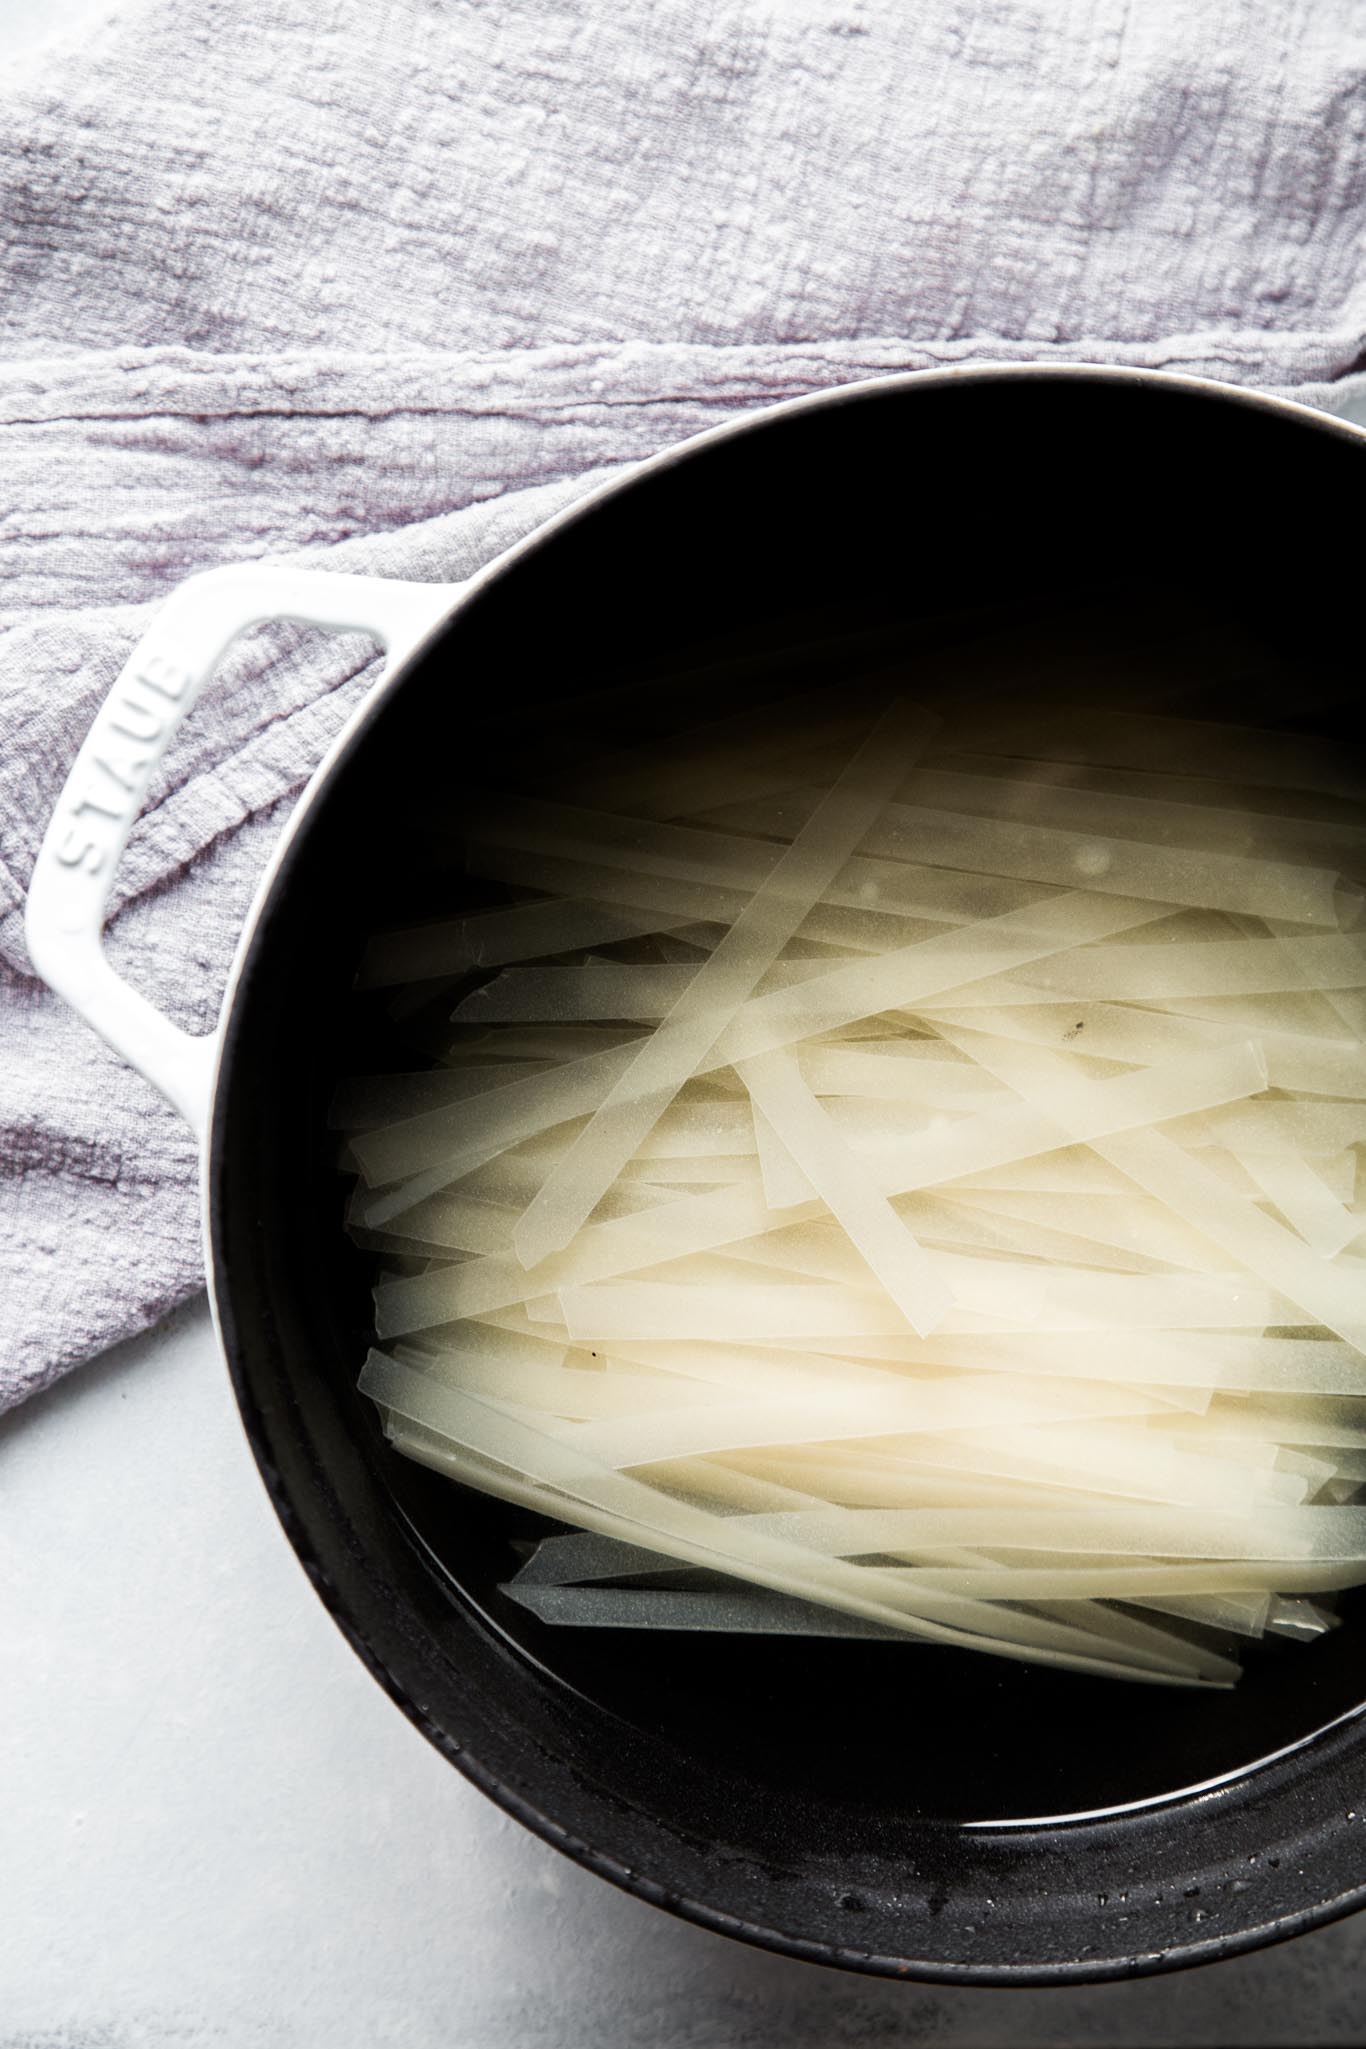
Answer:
[339,643,1366,1686]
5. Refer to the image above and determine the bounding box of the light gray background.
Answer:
[6,1301,1366,2048]
[5,0,1366,2039]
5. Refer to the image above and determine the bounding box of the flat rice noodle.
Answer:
[897,766,1366,867]
[939,1147,1242,1200]
[501,1582,921,1638]
[621,1156,755,1188]
[886,1538,1233,1664]
[1125,1590,1272,1637]
[370,891,1175,1201]
[1265,1596,1340,1638]
[867,1041,1269,1198]
[922,933,1366,1006]
[561,1377,1170,1469]
[594,1335,1001,1401]
[735,1427,1304,1512]
[461,844,937,955]
[510,1531,683,1585]
[597,1333,1206,1419]
[452,959,840,1027]
[798,1043,1005,1105]
[356,1071,756,1220]
[714,893,1168,1067]
[1230,1148,1361,1258]
[372,1139,570,1215]
[654,932,715,963]
[856,803,1344,925]
[927,998,1366,1100]
[901,1199,1157,1274]
[741,1330,1366,1395]
[410,1350,724,1423]
[715,1197,1157,1278]
[1156,987,1364,1041]
[750,1100,816,1209]
[358,898,696,986]
[703,769,1296,854]
[374,1181,802,1334]
[1102,1131,1366,1350]
[702,1447,1199,1518]
[463,789,1048,928]
[368,1176,680,1257]
[719,1440,1170,1512]
[573,1368,1269,1516]
[374,1040,1270,1336]
[1230,1148,1357,1204]
[1322,983,1366,1039]
[920,997,1215,1066]
[944,705,1366,802]
[352,1038,641,1191]
[366,1355,1216,1678]
[452,962,698,1025]
[502,1578,1244,1656]
[941,1026,1366,1352]
[553,1262,1052,1348]
[936,751,1366,845]
[1307,1447,1366,1480]
[1207,1403,1366,1450]
[403,1325,801,1401]
[511,700,943,1268]
[352,1187,507,1256]
[348,1222,462,1259]
[1174,1100,1366,1156]
[845,1560,1360,1596]
[631,1103,763,1158]
[739,1048,954,1336]
[731,1503,1366,1559]
[346,669,1366,1687]
[861,1195,1157,1274]
[926,1423,1308,1508]
[445,1023,652,1064]
[947,1187,1231,1274]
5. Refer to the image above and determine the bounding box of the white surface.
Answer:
[0,0,113,58]
[5,1299,1366,2047]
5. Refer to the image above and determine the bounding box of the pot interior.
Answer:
[213,374,1366,1968]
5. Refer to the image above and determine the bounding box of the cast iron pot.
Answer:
[26,365,1366,1983]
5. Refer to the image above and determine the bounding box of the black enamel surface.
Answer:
[211,369,1366,1980]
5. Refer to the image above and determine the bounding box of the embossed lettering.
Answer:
[94,753,140,795]
[54,825,105,874]
[134,651,192,702]
[95,744,153,793]
[71,795,122,823]
[110,694,166,745]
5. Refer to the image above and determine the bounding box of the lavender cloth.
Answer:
[4,0,1366,1410]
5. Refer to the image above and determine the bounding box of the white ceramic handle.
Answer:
[24,562,460,1139]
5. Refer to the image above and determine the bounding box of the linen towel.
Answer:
[4,0,1366,1409]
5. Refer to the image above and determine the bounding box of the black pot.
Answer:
[28,366,1366,1982]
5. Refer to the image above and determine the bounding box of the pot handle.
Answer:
[24,562,460,1140]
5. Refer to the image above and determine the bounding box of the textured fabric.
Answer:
[4,0,1366,1408]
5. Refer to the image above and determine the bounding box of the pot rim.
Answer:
[202,354,1366,1211]
[207,359,1366,1984]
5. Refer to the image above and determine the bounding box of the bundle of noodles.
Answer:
[335,635,1366,1687]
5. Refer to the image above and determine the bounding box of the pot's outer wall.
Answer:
[211,371,1366,1981]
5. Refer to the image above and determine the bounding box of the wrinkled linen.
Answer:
[4,0,1366,1406]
